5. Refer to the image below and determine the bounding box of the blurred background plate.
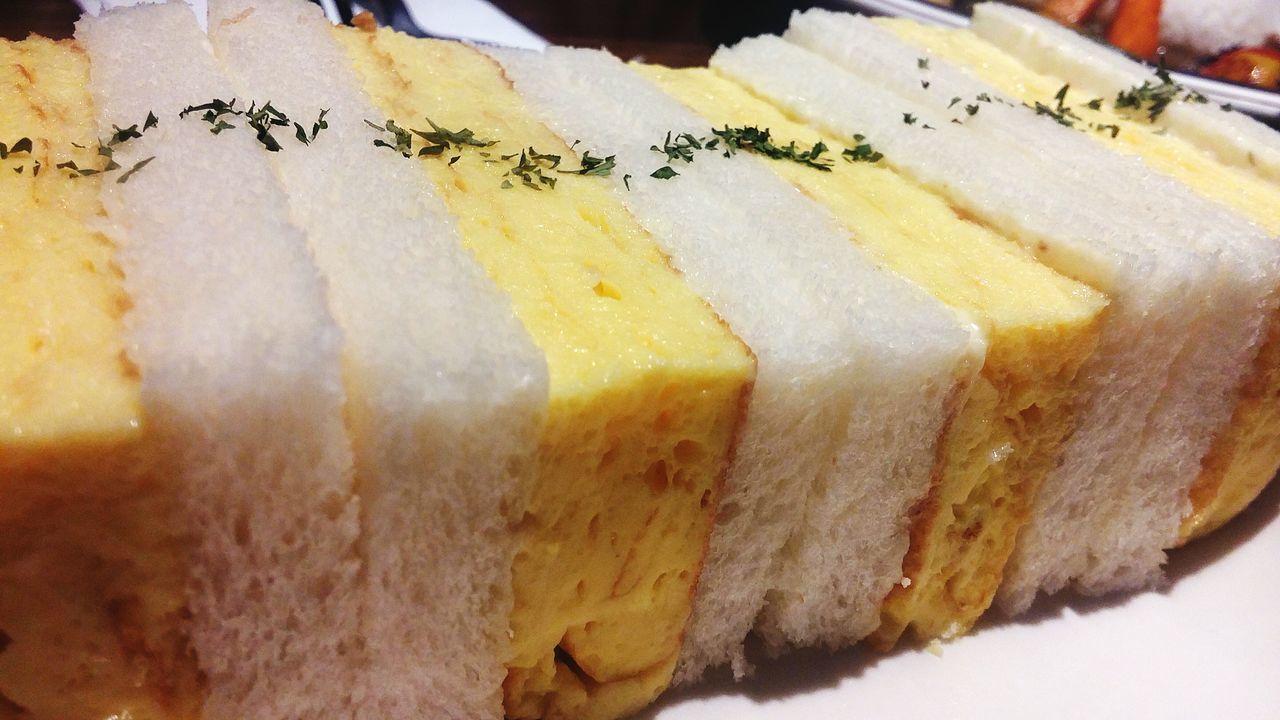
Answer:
[840,0,1280,120]
[72,0,546,47]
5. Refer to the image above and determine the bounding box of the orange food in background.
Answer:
[1107,0,1163,59]
[1042,0,1103,26]
[1203,47,1280,90]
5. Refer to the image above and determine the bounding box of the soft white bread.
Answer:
[711,34,1270,613]
[784,10,1280,610]
[203,1,548,718]
[487,45,983,681]
[970,2,1280,184]
[76,4,364,719]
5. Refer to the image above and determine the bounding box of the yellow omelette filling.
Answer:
[642,65,1106,645]
[880,19,1280,543]
[0,38,200,720]
[1185,312,1280,539]
[337,28,753,720]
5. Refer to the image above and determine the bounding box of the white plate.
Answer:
[647,479,1280,719]
[839,0,1280,119]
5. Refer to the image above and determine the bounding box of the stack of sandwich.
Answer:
[1,1,1276,718]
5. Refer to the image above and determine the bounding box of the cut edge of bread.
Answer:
[203,2,550,716]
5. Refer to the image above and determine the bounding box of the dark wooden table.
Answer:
[2,0,81,40]
[1,0,833,67]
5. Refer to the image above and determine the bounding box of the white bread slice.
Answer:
[970,2,1280,184]
[784,10,1280,610]
[76,3,364,719]
[202,2,548,718]
[486,45,983,681]
[711,34,1273,613]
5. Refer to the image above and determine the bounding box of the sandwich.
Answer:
[954,2,1280,542]
[487,42,987,688]
[6,3,547,718]
[203,1,555,717]
[787,2,1280,606]
[5,7,371,718]
[636,62,1108,649]
[326,14,754,720]
[0,1,1276,719]
[717,13,1280,618]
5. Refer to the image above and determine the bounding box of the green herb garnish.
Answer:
[107,123,142,146]
[1093,123,1121,138]
[1115,78,1177,120]
[842,133,884,163]
[651,131,715,163]
[243,101,289,152]
[117,156,155,184]
[56,160,99,177]
[1033,101,1076,127]
[96,143,121,172]
[12,111,156,183]
[1114,62,1205,121]
[310,108,329,141]
[1033,84,1082,127]
[0,137,33,159]
[711,125,834,171]
[293,109,331,146]
[558,150,617,177]
[502,146,560,190]
[650,165,679,179]
[364,117,497,158]
[183,98,312,152]
[411,118,497,152]
[367,118,414,157]
[181,98,240,132]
